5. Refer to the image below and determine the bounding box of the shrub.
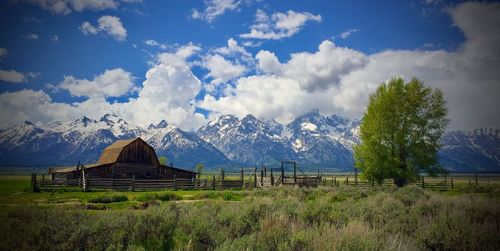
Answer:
[136,192,181,202]
[88,194,128,203]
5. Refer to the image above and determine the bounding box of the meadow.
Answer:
[0,175,499,250]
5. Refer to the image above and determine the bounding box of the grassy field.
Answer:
[0,175,499,250]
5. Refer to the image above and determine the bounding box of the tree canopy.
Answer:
[158,156,168,165]
[354,77,448,187]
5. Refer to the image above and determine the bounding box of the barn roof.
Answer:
[97,138,140,164]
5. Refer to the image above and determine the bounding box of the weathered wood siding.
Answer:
[116,139,159,166]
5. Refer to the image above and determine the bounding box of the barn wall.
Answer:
[114,163,159,178]
[160,165,196,179]
[116,139,159,166]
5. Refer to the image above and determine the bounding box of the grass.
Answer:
[1,175,500,250]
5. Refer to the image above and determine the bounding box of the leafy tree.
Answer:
[354,77,448,187]
[195,163,205,179]
[158,156,168,165]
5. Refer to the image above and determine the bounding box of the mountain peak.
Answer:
[22,120,35,126]
[100,113,126,125]
[157,120,168,129]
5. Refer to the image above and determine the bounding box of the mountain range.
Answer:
[0,111,498,172]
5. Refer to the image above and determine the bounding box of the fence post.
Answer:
[475,173,478,185]
[240,168,244,181]
[260,169,264,186]
[354,168,358,187]
[451,178,454,189]
[346,177,349,186]
[212,175,216,190]
[281,163,285,184]
[131,174,135,192]
[293,163,297,184]
[31,173,35,192]
[334,177,337,187]
[173,175,177,190]
[254,168,257,188]
[82,170,88,192]
[271,169,274,186]
[264,166,267,177]
[421,176,425,189]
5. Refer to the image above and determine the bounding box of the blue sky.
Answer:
[0,0,499,131]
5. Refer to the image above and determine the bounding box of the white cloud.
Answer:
[18,0,120,15]
[240,9,321,40]
[52,68,135,98]
[201,2,500,131]
[0,89,78,127]
[80,16,127,41]
[204,54,247,86]
[80,21,98,35]
[241,40,262,47]
[23,34,39,40]
[213,38,250,58]
[338,28,360,39]
[0,70,27,83]
[144,39,159,46]
[97,15,127,40]
[117,47,206,130]
[257,40,368,91]
[190,0,240,23]
[0,69,39,83]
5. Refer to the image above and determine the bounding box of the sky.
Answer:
[0,0,499,132]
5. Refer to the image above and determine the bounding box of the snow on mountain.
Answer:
[284,109,357,169]
[0,114,229,169]
[198,114,295,165]
[439,128,499,172]
[0,111,498,172]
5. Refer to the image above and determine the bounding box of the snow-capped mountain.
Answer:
[439,128,499,172]
[285,110,359,169]
[0,114,230,169]
[197,114,296,165]
[197,110,361,170]
[0,111,498,172]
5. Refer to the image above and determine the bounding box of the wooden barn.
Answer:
[49,138,196,180]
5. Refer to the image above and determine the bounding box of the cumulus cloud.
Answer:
[80,21,97,35]
[17,0,121,15]
[240,9,321,40]
[190,0,240,23]
[116,46,206,130]
[51,68,135,98]
[204,54,247,86]
[0,89,78,126]
[201,2,500,130]
[256,40,368,91]
[80,15,127,41]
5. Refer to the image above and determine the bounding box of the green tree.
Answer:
[158,156,168,165]
[354,77,448,187]
[195,163,205,179]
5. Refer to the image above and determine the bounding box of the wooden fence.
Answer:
[34,174,247,191]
